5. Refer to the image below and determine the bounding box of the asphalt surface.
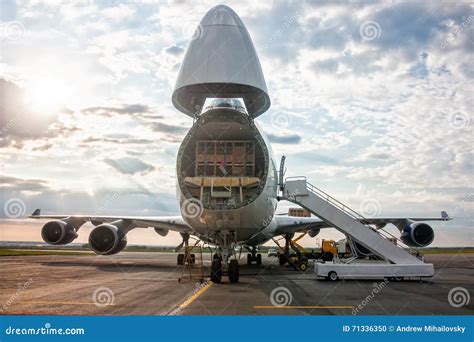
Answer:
[0,252,472,315]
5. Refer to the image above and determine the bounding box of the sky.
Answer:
[0,0,473,247]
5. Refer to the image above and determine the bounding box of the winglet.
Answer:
[29,209,41,217]
[441,211,451,220]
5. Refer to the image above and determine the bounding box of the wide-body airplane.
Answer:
[30,5,449,283]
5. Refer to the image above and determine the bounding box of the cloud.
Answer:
[267,133,302,144]
[0,78,72,148]
[0,174,179,219]
[82,136,154,145]
[103,157,155,175]
[148,122,187,134]
[0,175,49,192]
[80,104,152,116]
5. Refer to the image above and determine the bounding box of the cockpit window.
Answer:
[202,98,247,114]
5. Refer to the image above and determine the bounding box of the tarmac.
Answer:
[0,252,472,315]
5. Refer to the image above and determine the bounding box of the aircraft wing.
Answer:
[274,216,330,235]
[273,211,451,235]
[358,211,452,228]
[29,209,192,234]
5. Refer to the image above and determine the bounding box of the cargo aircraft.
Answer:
[30,5,450,283]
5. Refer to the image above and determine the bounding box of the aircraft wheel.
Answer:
[210,259,222,283]
[256,254,262,265]
[328,271,338,281]
[247,253,252,265]
[228,260,239,283]
[177,253,184,265]
[190,253,196,264]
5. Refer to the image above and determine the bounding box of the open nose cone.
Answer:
[172,5,270,118]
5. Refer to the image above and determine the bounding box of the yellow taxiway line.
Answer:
[178,281,214,310]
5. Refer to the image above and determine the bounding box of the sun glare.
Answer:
[26,78,72,114]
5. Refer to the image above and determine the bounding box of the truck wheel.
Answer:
[328,271,338,281]
[298,262,308,272]
[256,254,262,265]
[247,253,252,265]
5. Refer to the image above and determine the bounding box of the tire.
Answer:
[177,253,184,265]
[256,254,262,265]
[190,253,196,264]
[210,259,222,283]
[228,260,239,283]
[298,261,308,272]
[247,253,252,265]
[328,271,338,281]
[279,254,287,266]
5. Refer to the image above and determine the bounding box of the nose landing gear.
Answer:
[245,246,262,265]
[210,231,240,284]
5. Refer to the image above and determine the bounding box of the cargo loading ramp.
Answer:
[281,177,434,279]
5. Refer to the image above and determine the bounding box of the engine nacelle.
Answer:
[308,229,320,238]
[41,219,83,245]
[154,228,169,237]
[400,221,435,247]
[89,220,130,255]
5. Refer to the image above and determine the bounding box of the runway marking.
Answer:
[169,280,213,315]
[18,301,115,306]
[254,305,353,309]
[180,281,213,308]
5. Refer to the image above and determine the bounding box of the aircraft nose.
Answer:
[201,4,244,27]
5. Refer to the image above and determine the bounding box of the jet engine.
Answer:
[400,221,435,247]
[41,218,84,245]
[89,220,132,255]
[154,228,169,237]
